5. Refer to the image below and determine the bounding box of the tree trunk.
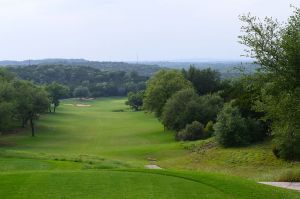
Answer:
[22,117,26,128]
[30,118,35,137]
[54,105,56,113]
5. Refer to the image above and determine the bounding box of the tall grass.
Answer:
[277,169,300,182]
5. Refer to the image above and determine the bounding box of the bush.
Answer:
[176,121,205,141]
[214,101,250,147]
[161,89,200,131]
[161,91,223,132]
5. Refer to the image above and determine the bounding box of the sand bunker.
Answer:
[76,104,91,107]
[63,104,74,106]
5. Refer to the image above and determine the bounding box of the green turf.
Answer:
[0,98,299,198]
[1,98,186,167]
[0,170,299,199]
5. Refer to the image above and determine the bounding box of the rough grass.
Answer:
[277,169,300,182]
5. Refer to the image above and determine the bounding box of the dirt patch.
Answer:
[259,182,300,191]
[76,104,91,107]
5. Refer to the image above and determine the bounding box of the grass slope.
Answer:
[0,98,299,198]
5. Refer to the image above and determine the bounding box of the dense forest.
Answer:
[8,65,148,97]
[0,59,161,76]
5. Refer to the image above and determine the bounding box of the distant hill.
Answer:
[139,61,258,78]
[0,59,162,77]
[0,58,258,78]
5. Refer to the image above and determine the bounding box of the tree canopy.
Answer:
[239,7,300,160]
[46,82,70,112]
[143,70,193,118]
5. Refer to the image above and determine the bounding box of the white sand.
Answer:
[145,165,162,169]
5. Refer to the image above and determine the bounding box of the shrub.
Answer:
[161,91,223,132]
[176,121,205,141]
[214,101,250,147]
[161,89,200,131]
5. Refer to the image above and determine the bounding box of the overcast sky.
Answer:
[0,0,298,61]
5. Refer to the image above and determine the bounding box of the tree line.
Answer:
[0,69,69,136]
[8,65,148,97]
[127,7,300,161]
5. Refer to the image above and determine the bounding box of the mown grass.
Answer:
[0,170,299,199]
[0,97,299,198]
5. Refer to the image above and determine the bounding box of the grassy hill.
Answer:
[0,98,299,198]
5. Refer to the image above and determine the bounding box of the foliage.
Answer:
[0,71,16,131]
[143,70,193,118]
[0,69,50,135]
[176,121,206,141]
[239,7,300,160]
[204,121,214,135]
[125,91,144,111]
[197,93,224,125]
[8,65,148,97]
[46,82,70,112]
[73,86,90,98]
[161,89,223,133]
[161,89,199,131]
[182,66,222,95]
[256,86,300,160]
[13,80,50,136]
[214,102,250,147]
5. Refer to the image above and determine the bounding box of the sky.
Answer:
[0,0,299,61]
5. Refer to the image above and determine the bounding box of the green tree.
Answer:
[143,70,193,118]
[73,86,90,99]
[197,93,224,125]
[214,102,250,147]
[161,89,199,131]
[182,66,221,95]
[28,88,50,136]
[125,91,144,111]
[161,90,223,132]
[13,80,50,136]
[239,7,300,160]
[46,82,69,112]
[0,76,16,131]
